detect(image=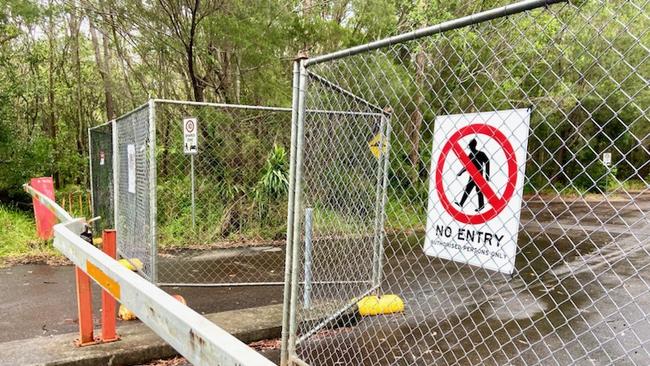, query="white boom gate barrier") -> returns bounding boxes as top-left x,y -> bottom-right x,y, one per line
23,183 -> 275,366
